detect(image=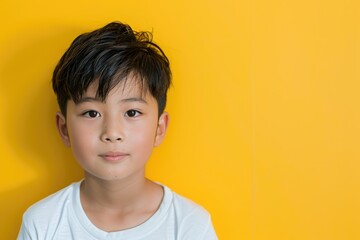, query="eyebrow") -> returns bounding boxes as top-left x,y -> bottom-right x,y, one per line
120,97 -> 148,104
76,97 -> 147,104
76,97 -> 101,104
